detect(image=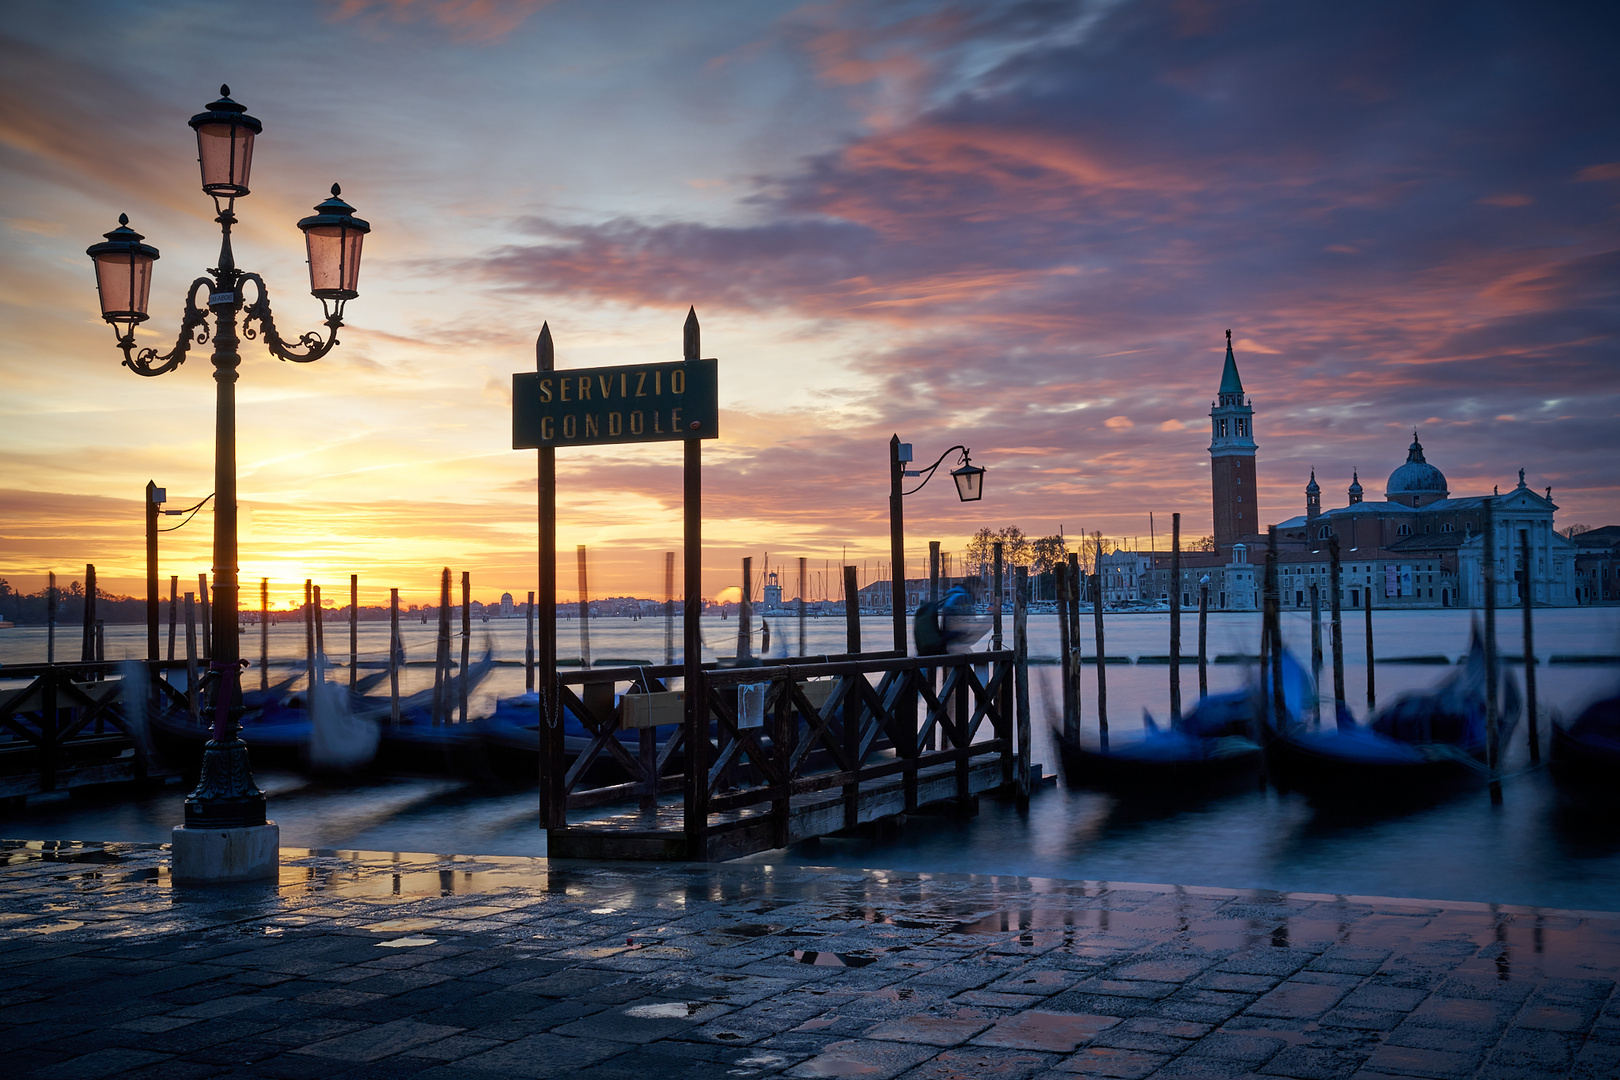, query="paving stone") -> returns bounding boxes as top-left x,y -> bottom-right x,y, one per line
1184,1030 -> 1288,1063
1244,980 -> 1349,1019
971,1010 -> 1119,1053
784,1037 -> 938,1078
23,1046 -> 173,1078
1260,1045 -> 1372,1079
292,1018 -> 464,1062
865,1012 -> 997,1046
1051,1045 -> 1171,1077
895,1044 -> 1055,1079
1362,1042 -> 1481,1078
551,998 -> 732,1043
